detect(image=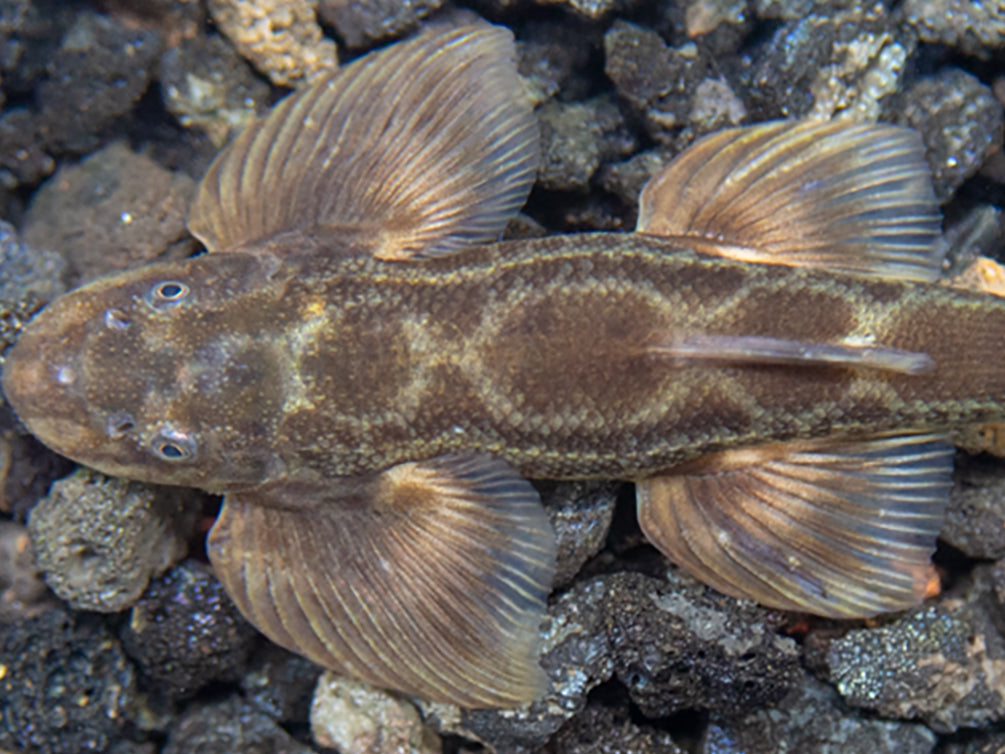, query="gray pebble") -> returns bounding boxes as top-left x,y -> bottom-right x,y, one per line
702,675 -> 937,754
537,94 -> 636,192
22,142 -> 196,284
164,696 -> 315,754
904,0 -> 1005,58
896,68 -> 1005,201
942,455 -> 1005,560
540,479 -> 618,586
160,33 -> 270,147
0,607 -> 137,754
822,564 -> 1005,733
28,470 -> 199,613
317,0 -> 442,48
121,560 -> 259,699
